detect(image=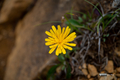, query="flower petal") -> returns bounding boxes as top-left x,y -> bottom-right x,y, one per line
49,44 -> 58,48
65,43 -> 76,46
57,25 -> 61,34
48,37 -> 54,40
61,46 -> 66,54
55,47 -> 59,56
52,25 -> 57,33
49,47 -> 56,54
50,29 -> 55,35
45,38 -> 52,41
58,45 -> 62,53
63,45 -> 72,50
64,32 -> 76,42
45,42 -> 55,46
60,27 -> 65,40
45,31 -> 52,36
63,26 -> 70,39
